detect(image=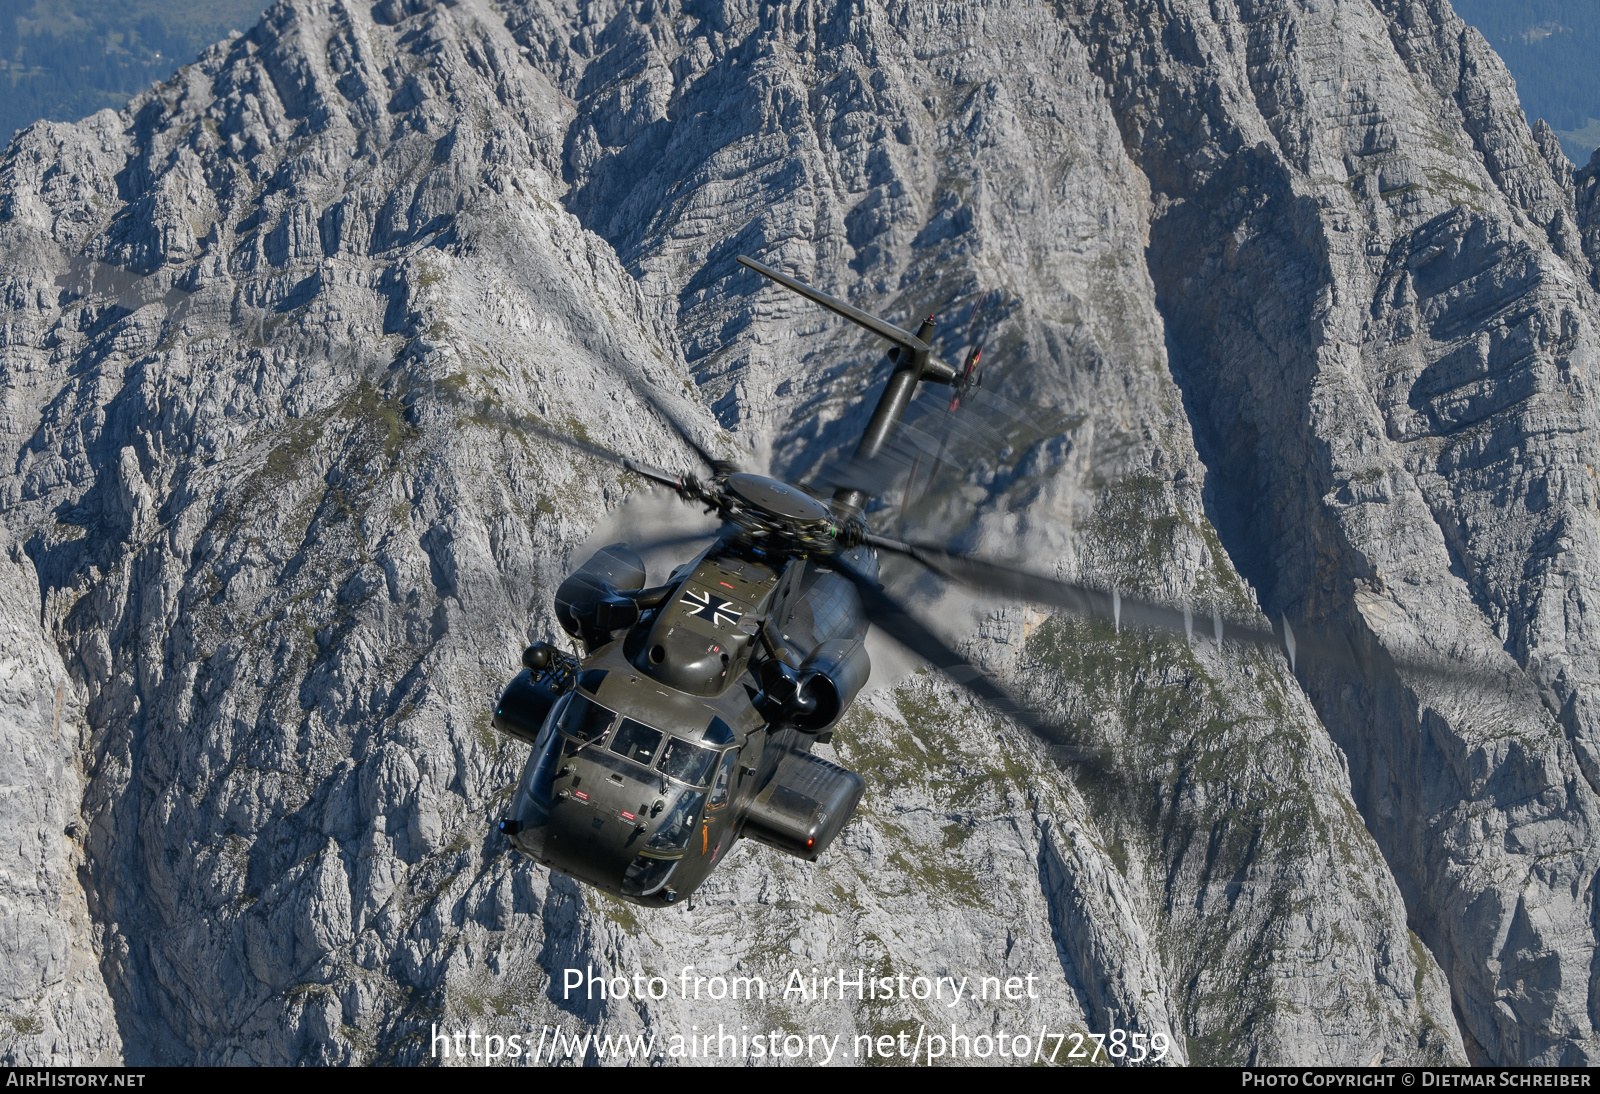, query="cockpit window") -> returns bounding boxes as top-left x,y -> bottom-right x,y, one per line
703,717 -> 736,747
557,695 -> 615,742
657,738 -> 718,786
708,750 -> 738,807
646,791 -> 706,852
609,718 -> 664,766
